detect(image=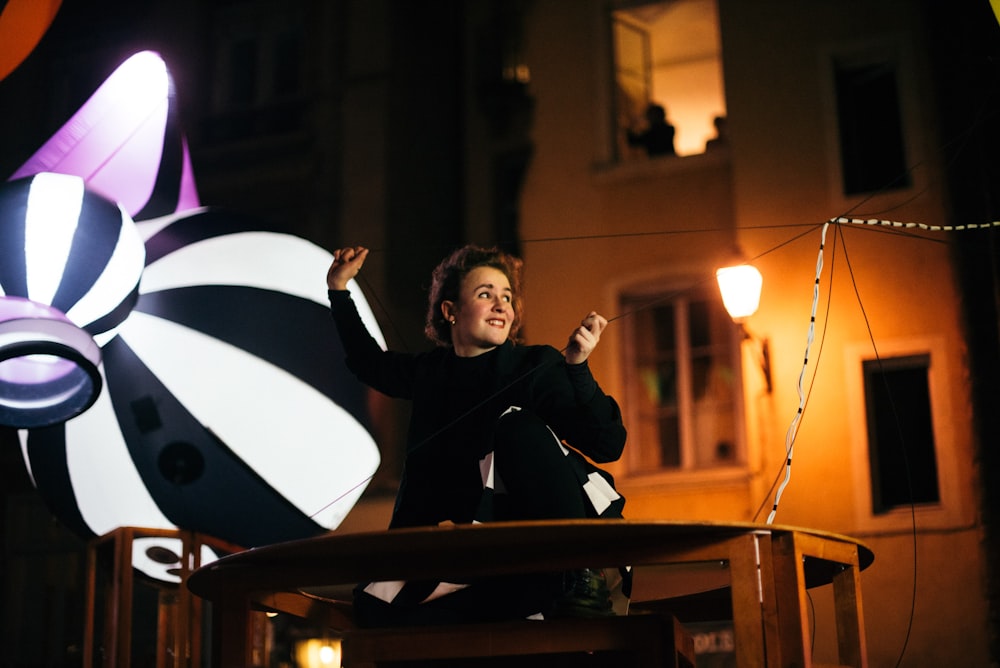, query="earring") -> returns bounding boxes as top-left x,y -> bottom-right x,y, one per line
449,318 -> 456,325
